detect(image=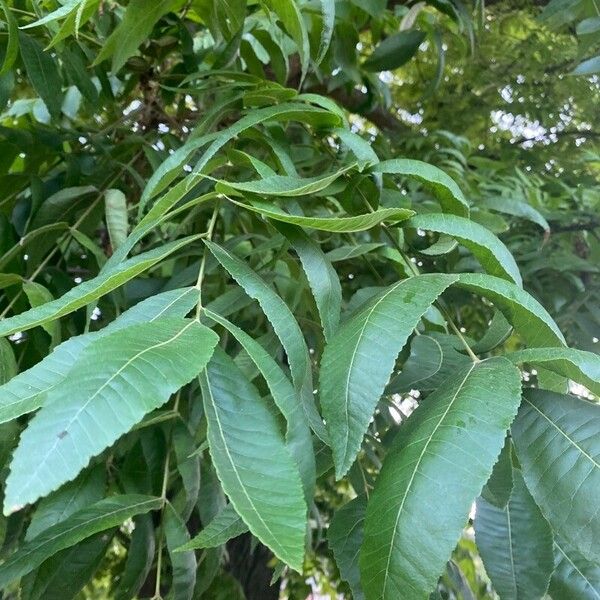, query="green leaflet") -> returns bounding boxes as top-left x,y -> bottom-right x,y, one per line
363,30 -> 426,71
550,536 -> 600,599
216,162 -> 356,196
0,495 -> 161,588
386,335 -> 443,395
320,273 -> 458,478
21,0 -> 84,29
481,437 -> 514,509
455,273 -> 566,347
23,532 -> 112,600
333,128 -> 379,170
407,213 -> 522,285
0,287 -> 199,425
475,469 -> 554,600
200,349 -> 307,571
326,243 -> 384,262
264,0 -> 310,84
329,495 -> 367,600
512,389 -> 600,563
373,159 -> 470,217
232,199 -> 414,232
0,1 -> 18,76
4,318 -> 218,513
18,32 -> 63,119
479,197 -> 549,231
23,281 -> 60,346
315,0 -> 335,65
506,347 -> 600,396
26,465 -> 105,541
360,358 -> 522,600
164,503 -> 196,600
113,515 -> 155,600
177,503 -> 248,551
94,0 -> 185,73
203,309 -> 316,502
104,188 -> 128,250
276,222 -> 341,341
471,310 -> 512,354
0,235 -> 199,338
0,337 -> 17,384
205,240 -> 326,441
